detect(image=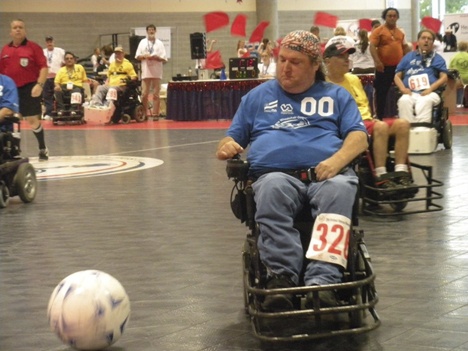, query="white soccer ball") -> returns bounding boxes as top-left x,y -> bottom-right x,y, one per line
47,270 -> 131,350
